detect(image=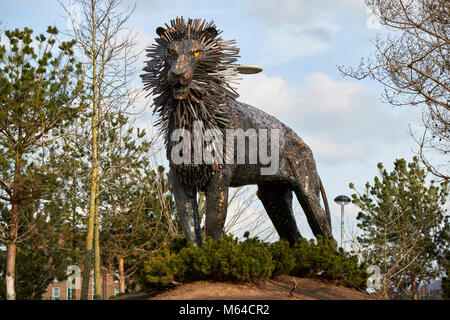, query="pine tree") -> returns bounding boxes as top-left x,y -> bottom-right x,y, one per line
0,26 -> 84,300
442,251 -> 450,300
350,157 -> 449,299
99,115 -> 178,293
